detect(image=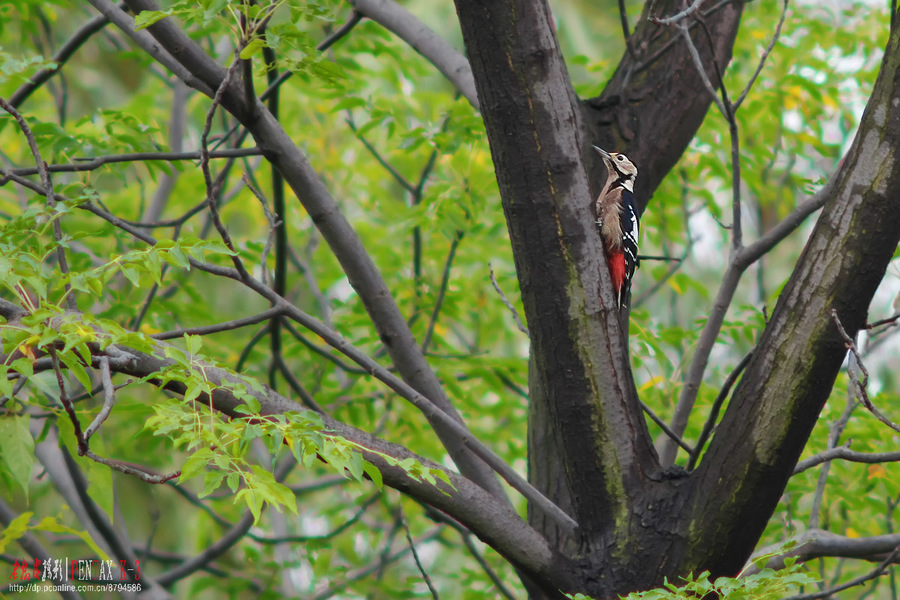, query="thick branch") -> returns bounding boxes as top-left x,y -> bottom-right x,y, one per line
348,0 -> 478,109
688,21 -> 900,577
